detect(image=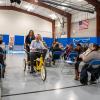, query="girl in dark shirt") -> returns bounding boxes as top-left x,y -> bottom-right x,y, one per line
25,30 -> 35,62
74,44 -> 83,80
